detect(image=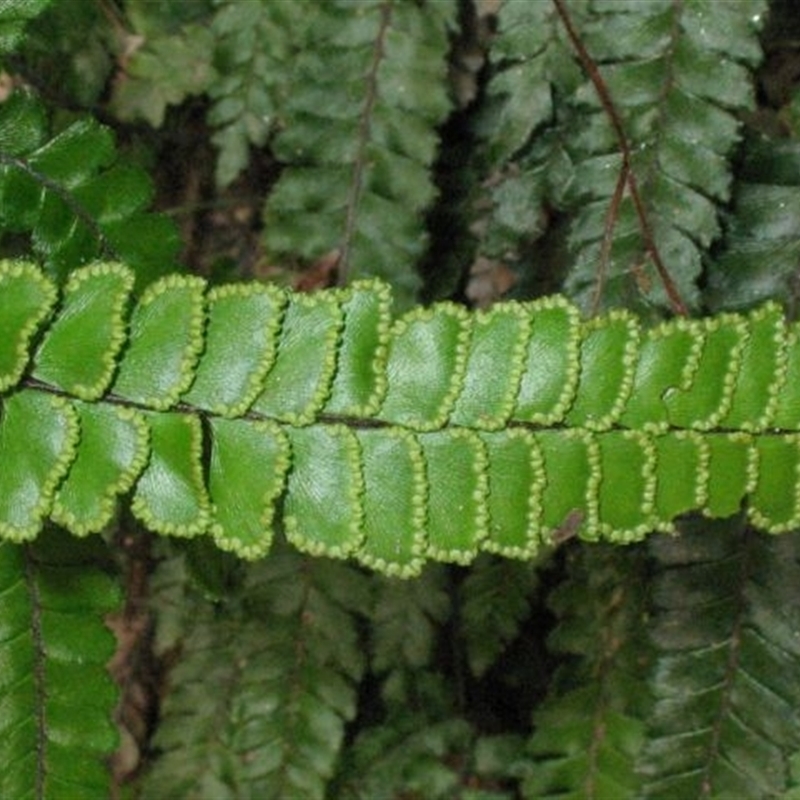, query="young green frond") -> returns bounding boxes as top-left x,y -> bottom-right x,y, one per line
2,260 -> 800,573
